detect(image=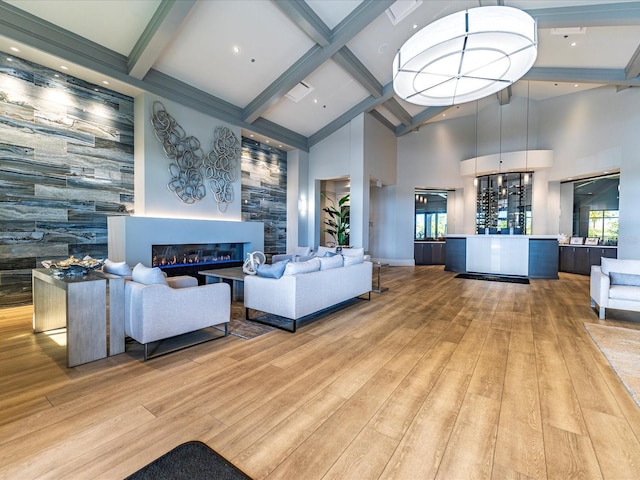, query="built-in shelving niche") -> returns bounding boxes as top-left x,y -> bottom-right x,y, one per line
476,172 -> 532,234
